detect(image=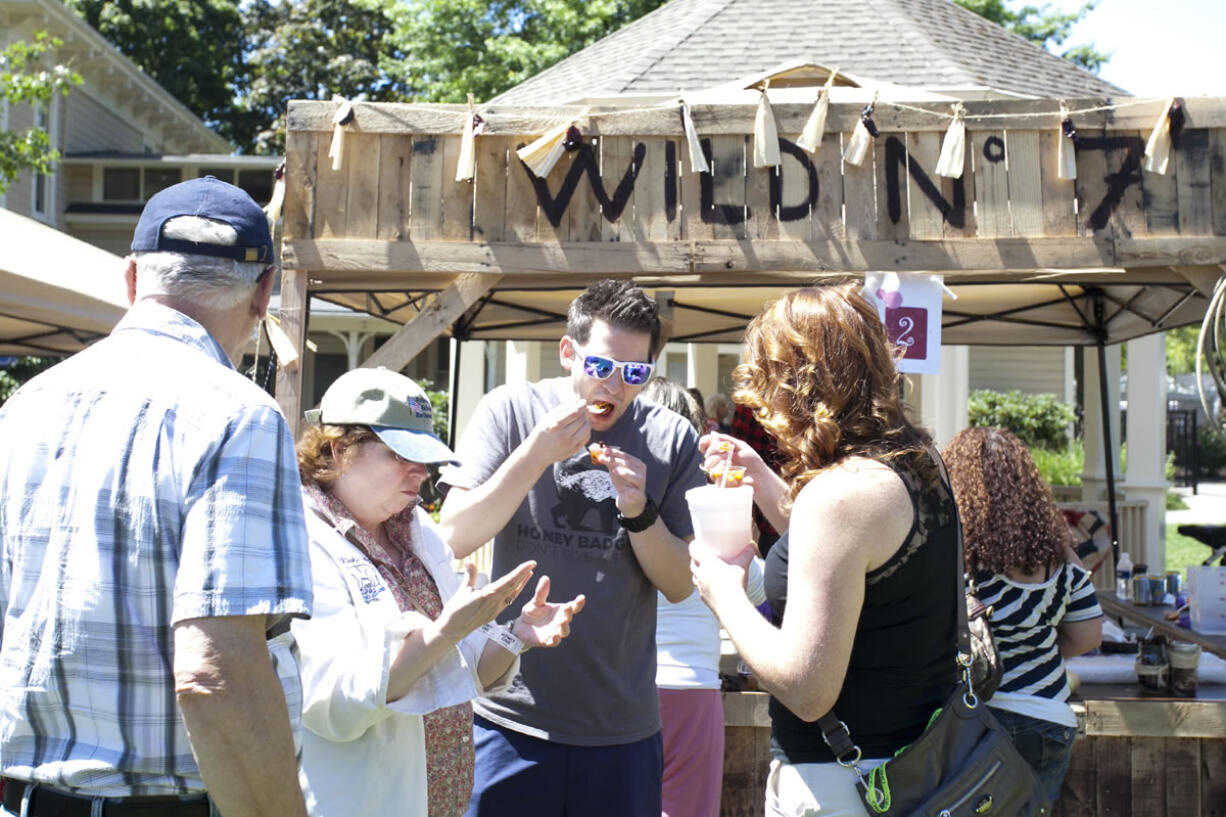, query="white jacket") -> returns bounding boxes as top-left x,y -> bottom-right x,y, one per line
294,497 -> 518,817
